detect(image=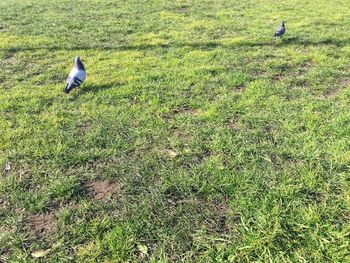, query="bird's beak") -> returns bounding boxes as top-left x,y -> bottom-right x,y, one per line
64,86 -> 71,94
